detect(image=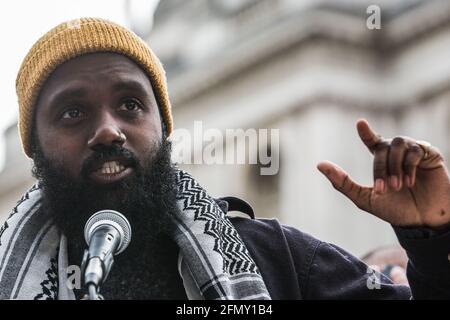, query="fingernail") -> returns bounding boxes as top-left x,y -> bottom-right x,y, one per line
405,175 -> 411,188
375,179 -> 384,193
390,176 -> 398,190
